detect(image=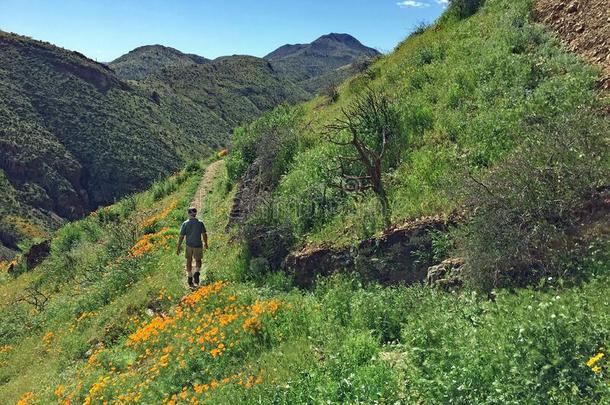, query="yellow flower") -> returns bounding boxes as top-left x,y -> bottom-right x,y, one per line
586,352 -> 604,368
54,384 -> 66,398
16,392 -> 34,405
43,331 -> 55,344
